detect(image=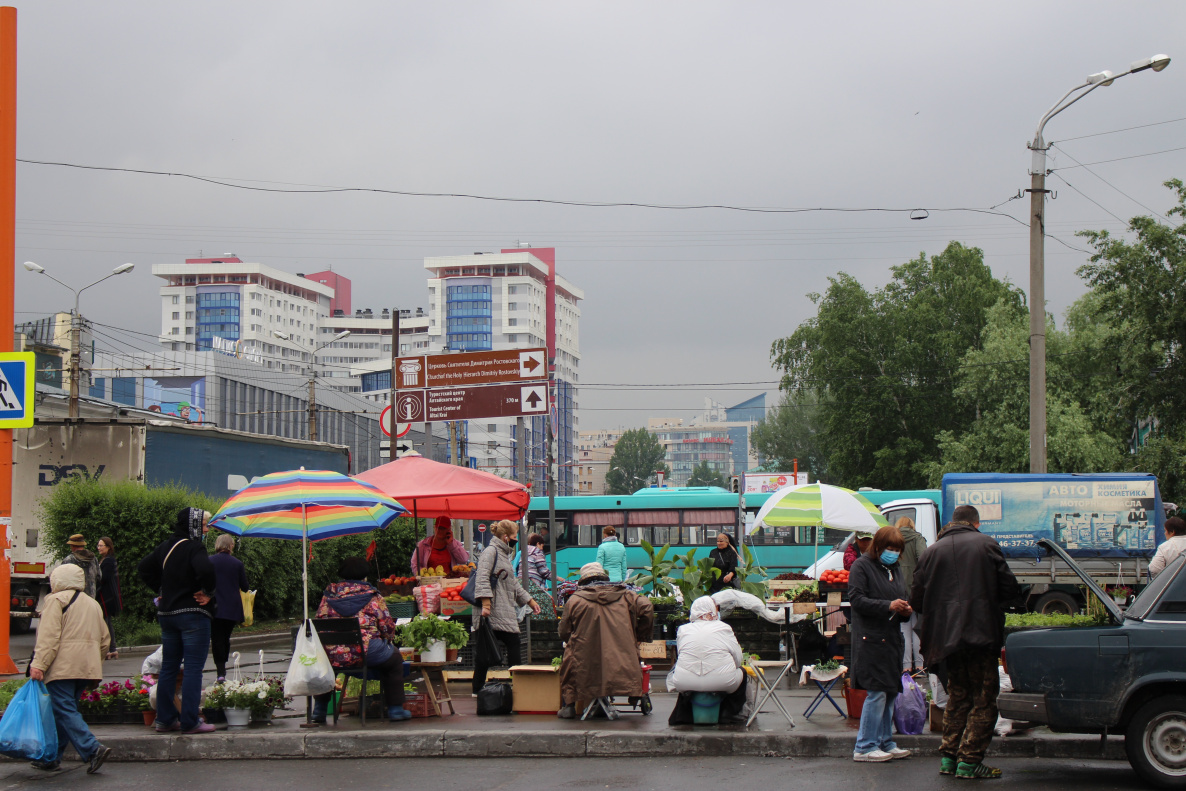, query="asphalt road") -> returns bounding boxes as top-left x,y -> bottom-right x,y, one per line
0,757 -> 1149,790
